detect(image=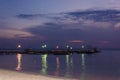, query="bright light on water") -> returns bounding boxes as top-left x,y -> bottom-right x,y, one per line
41,54 -> 48,75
